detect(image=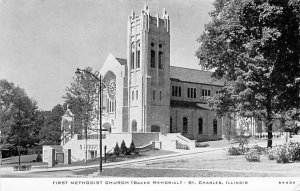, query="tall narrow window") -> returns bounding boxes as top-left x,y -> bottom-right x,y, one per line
187,88 -> 196,98
213,119 -> 218,135
172,86 -> 182,97
159,51 -> 163,69
151,50 -> 155,68
172,86 -> 175,96
137,50 -> 140,68
136,90 -> 138,100
153,90 -> 155,100
131,52 -> 135,69
160,91 -> 162,101
132,91 -> 134,101
112,100 -> 115,112
198,118 -> 203,134
179,87 -> 181,97
183,117 -> 188,134
114,100 -> 116,112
